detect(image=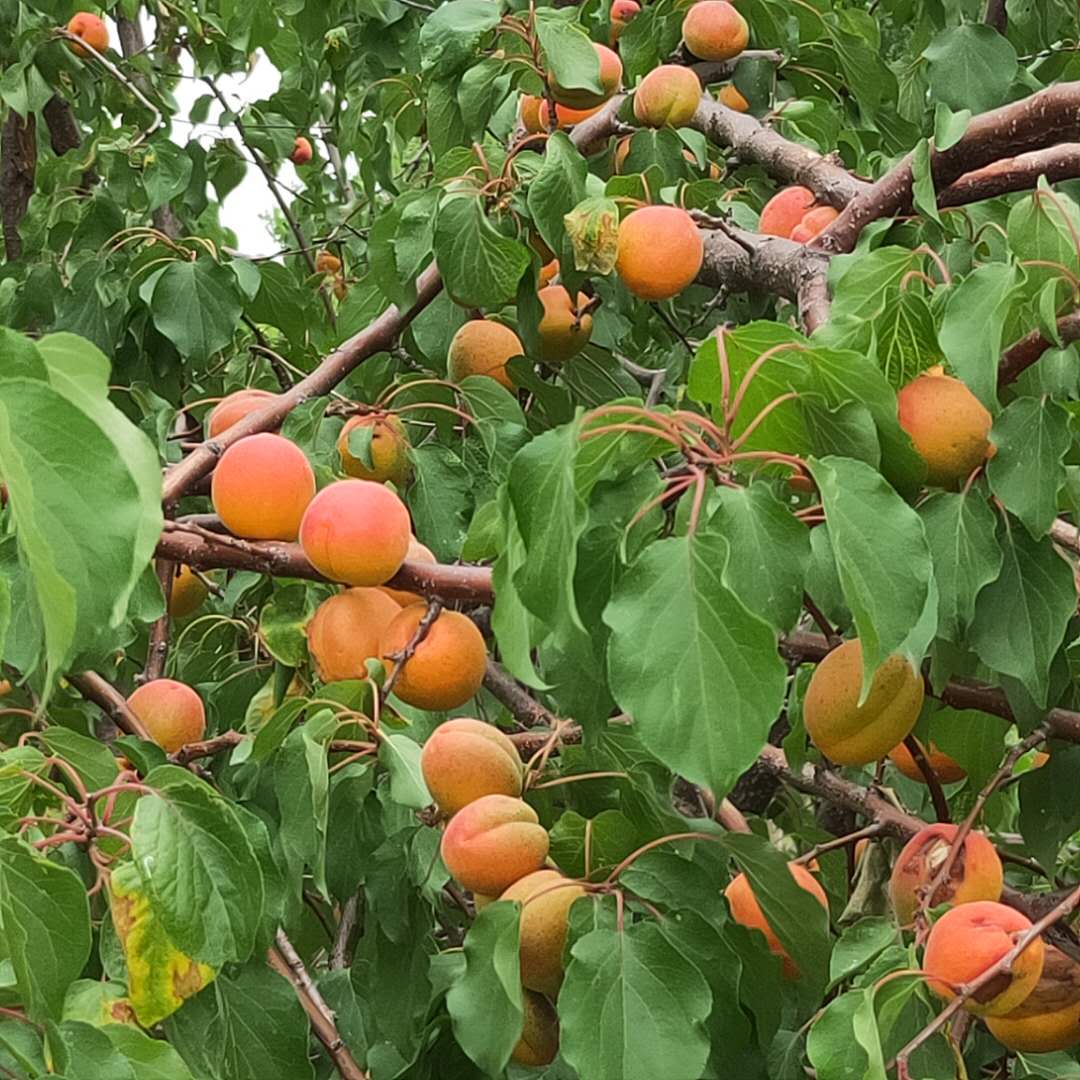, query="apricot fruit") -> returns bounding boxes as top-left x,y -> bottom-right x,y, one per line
448,319 -> 522,390
923,901 -> 1044,1017
537,285 -> 593,364
127,679 -> 206,754
420,717 -> 524,816
609,0 -> 640,44
333,275 -> 348,301
790,204 -> 839,244
315,251 -> 341,274
548,43 -> 622,109
513,990 -> 559,1066
337,414 -> 411,487
520,95 -> 544,134
501,869 -> 587,997
888,739 -> 966,785
299,479 -> 412,586
380,537 -> 437,607
896,367 -> 993,488
803,638 -> 924,767
206,388 -> 278,439
306,587 -> 402,683
440,794 -> 549,895
379,604 -> 488,711
759,186 -> 816,238
889,823 -> 1003,926
718,83 -> 750,112
538,99 -> 605,130
633,65 -> 702,128
167,565 -> 209,619
539,258 -> 560,286
67,12 -> 108,56
211,433 -> 315,542
615,206 -> 703,301
291,136 -> 312,165
986,945 -> 1080,1052
682,1 -> 749,61
724,863 -> 828,979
